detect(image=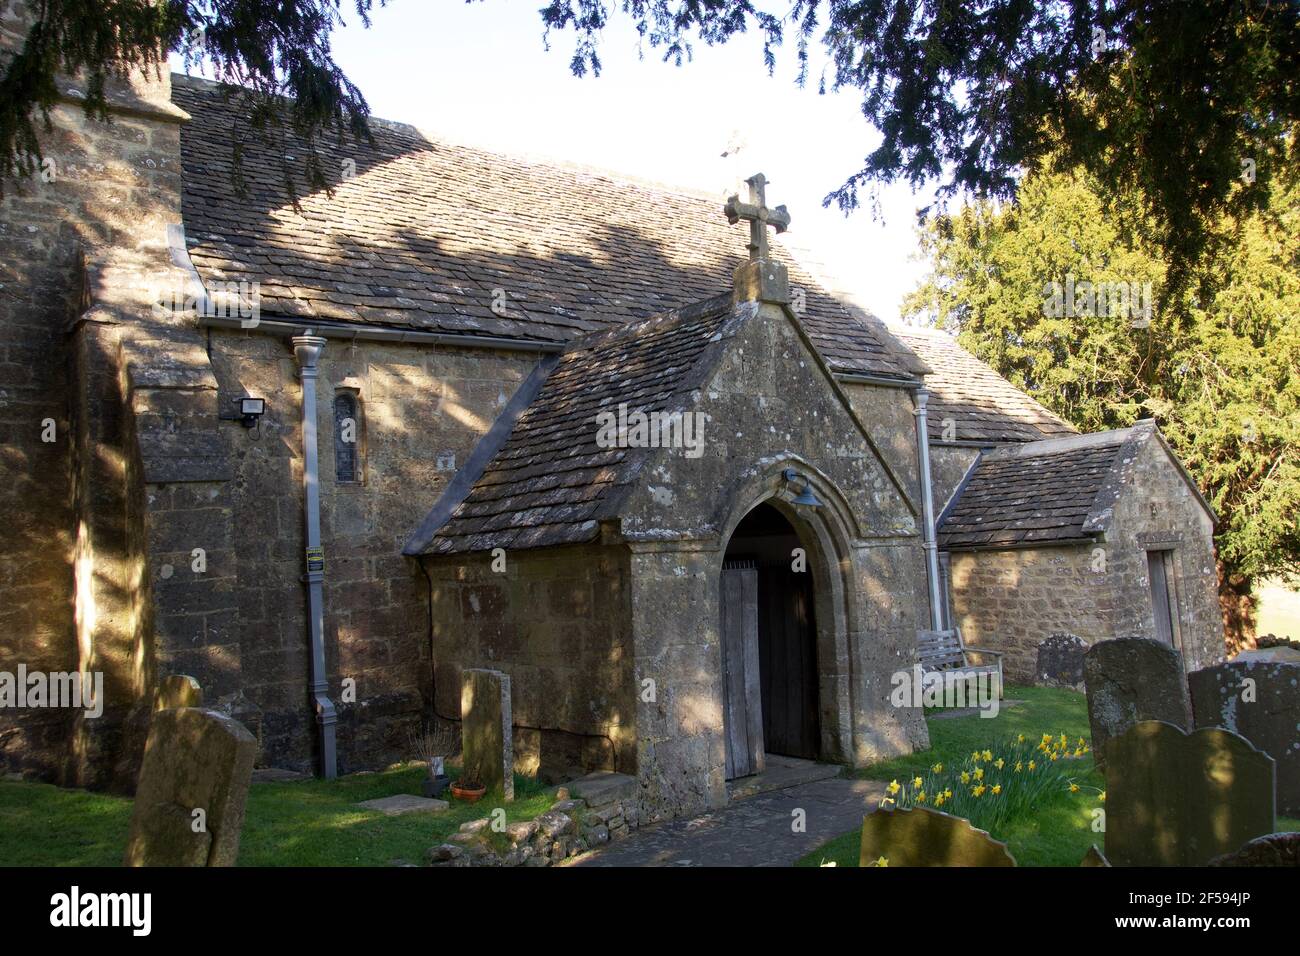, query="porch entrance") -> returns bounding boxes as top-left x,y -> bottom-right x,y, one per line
720,502 -> 820,780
